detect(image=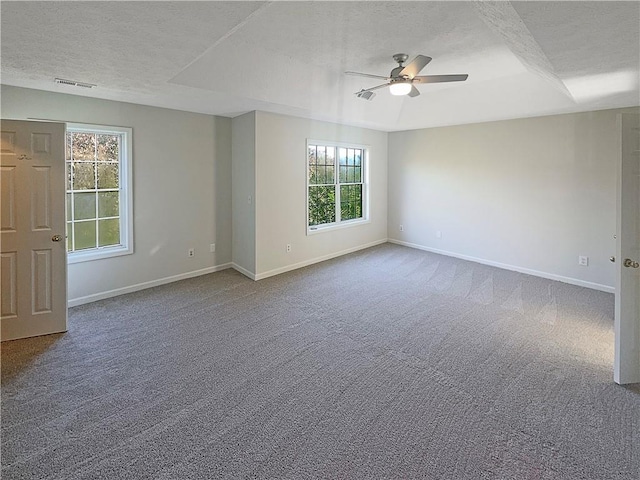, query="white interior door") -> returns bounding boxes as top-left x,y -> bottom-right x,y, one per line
614,113 -> 640,385
1,120 -> 67,341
